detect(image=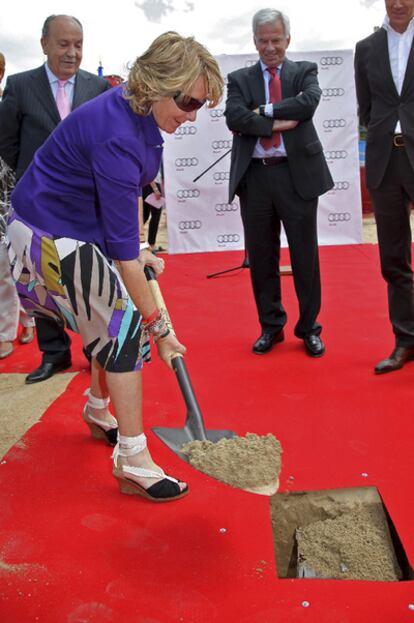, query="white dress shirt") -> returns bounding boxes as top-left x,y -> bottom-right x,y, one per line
44,63 -> 75,108
382,14 -> 414,133
253,60 -> 287,158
